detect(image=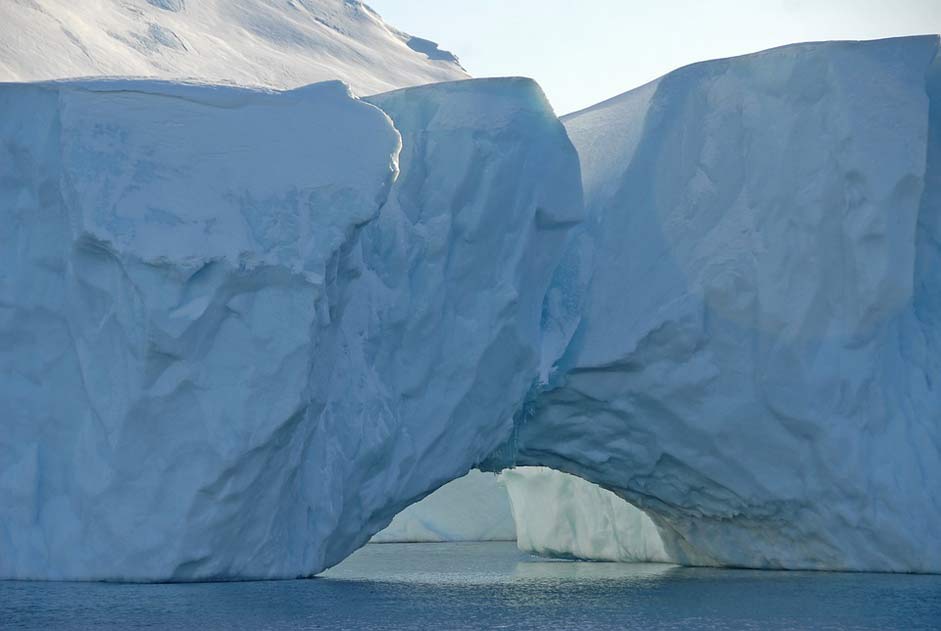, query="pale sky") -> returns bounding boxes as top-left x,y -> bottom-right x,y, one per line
369,0 -> 941,115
